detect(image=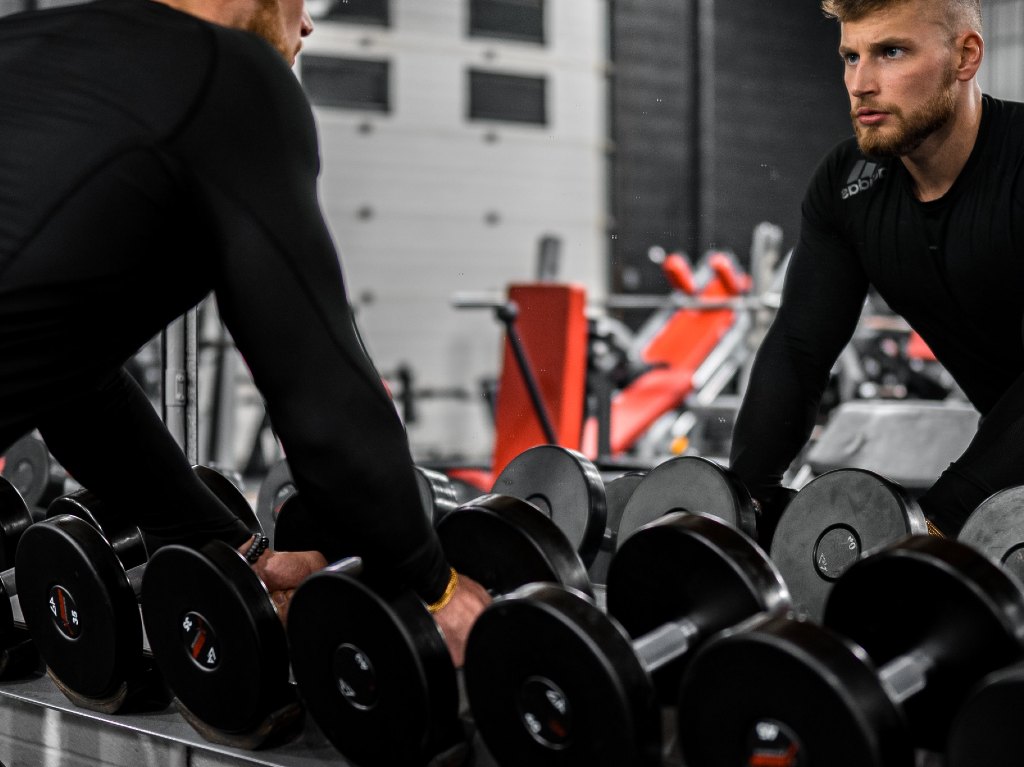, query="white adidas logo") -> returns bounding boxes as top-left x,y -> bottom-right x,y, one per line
841,159 -> 887,199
